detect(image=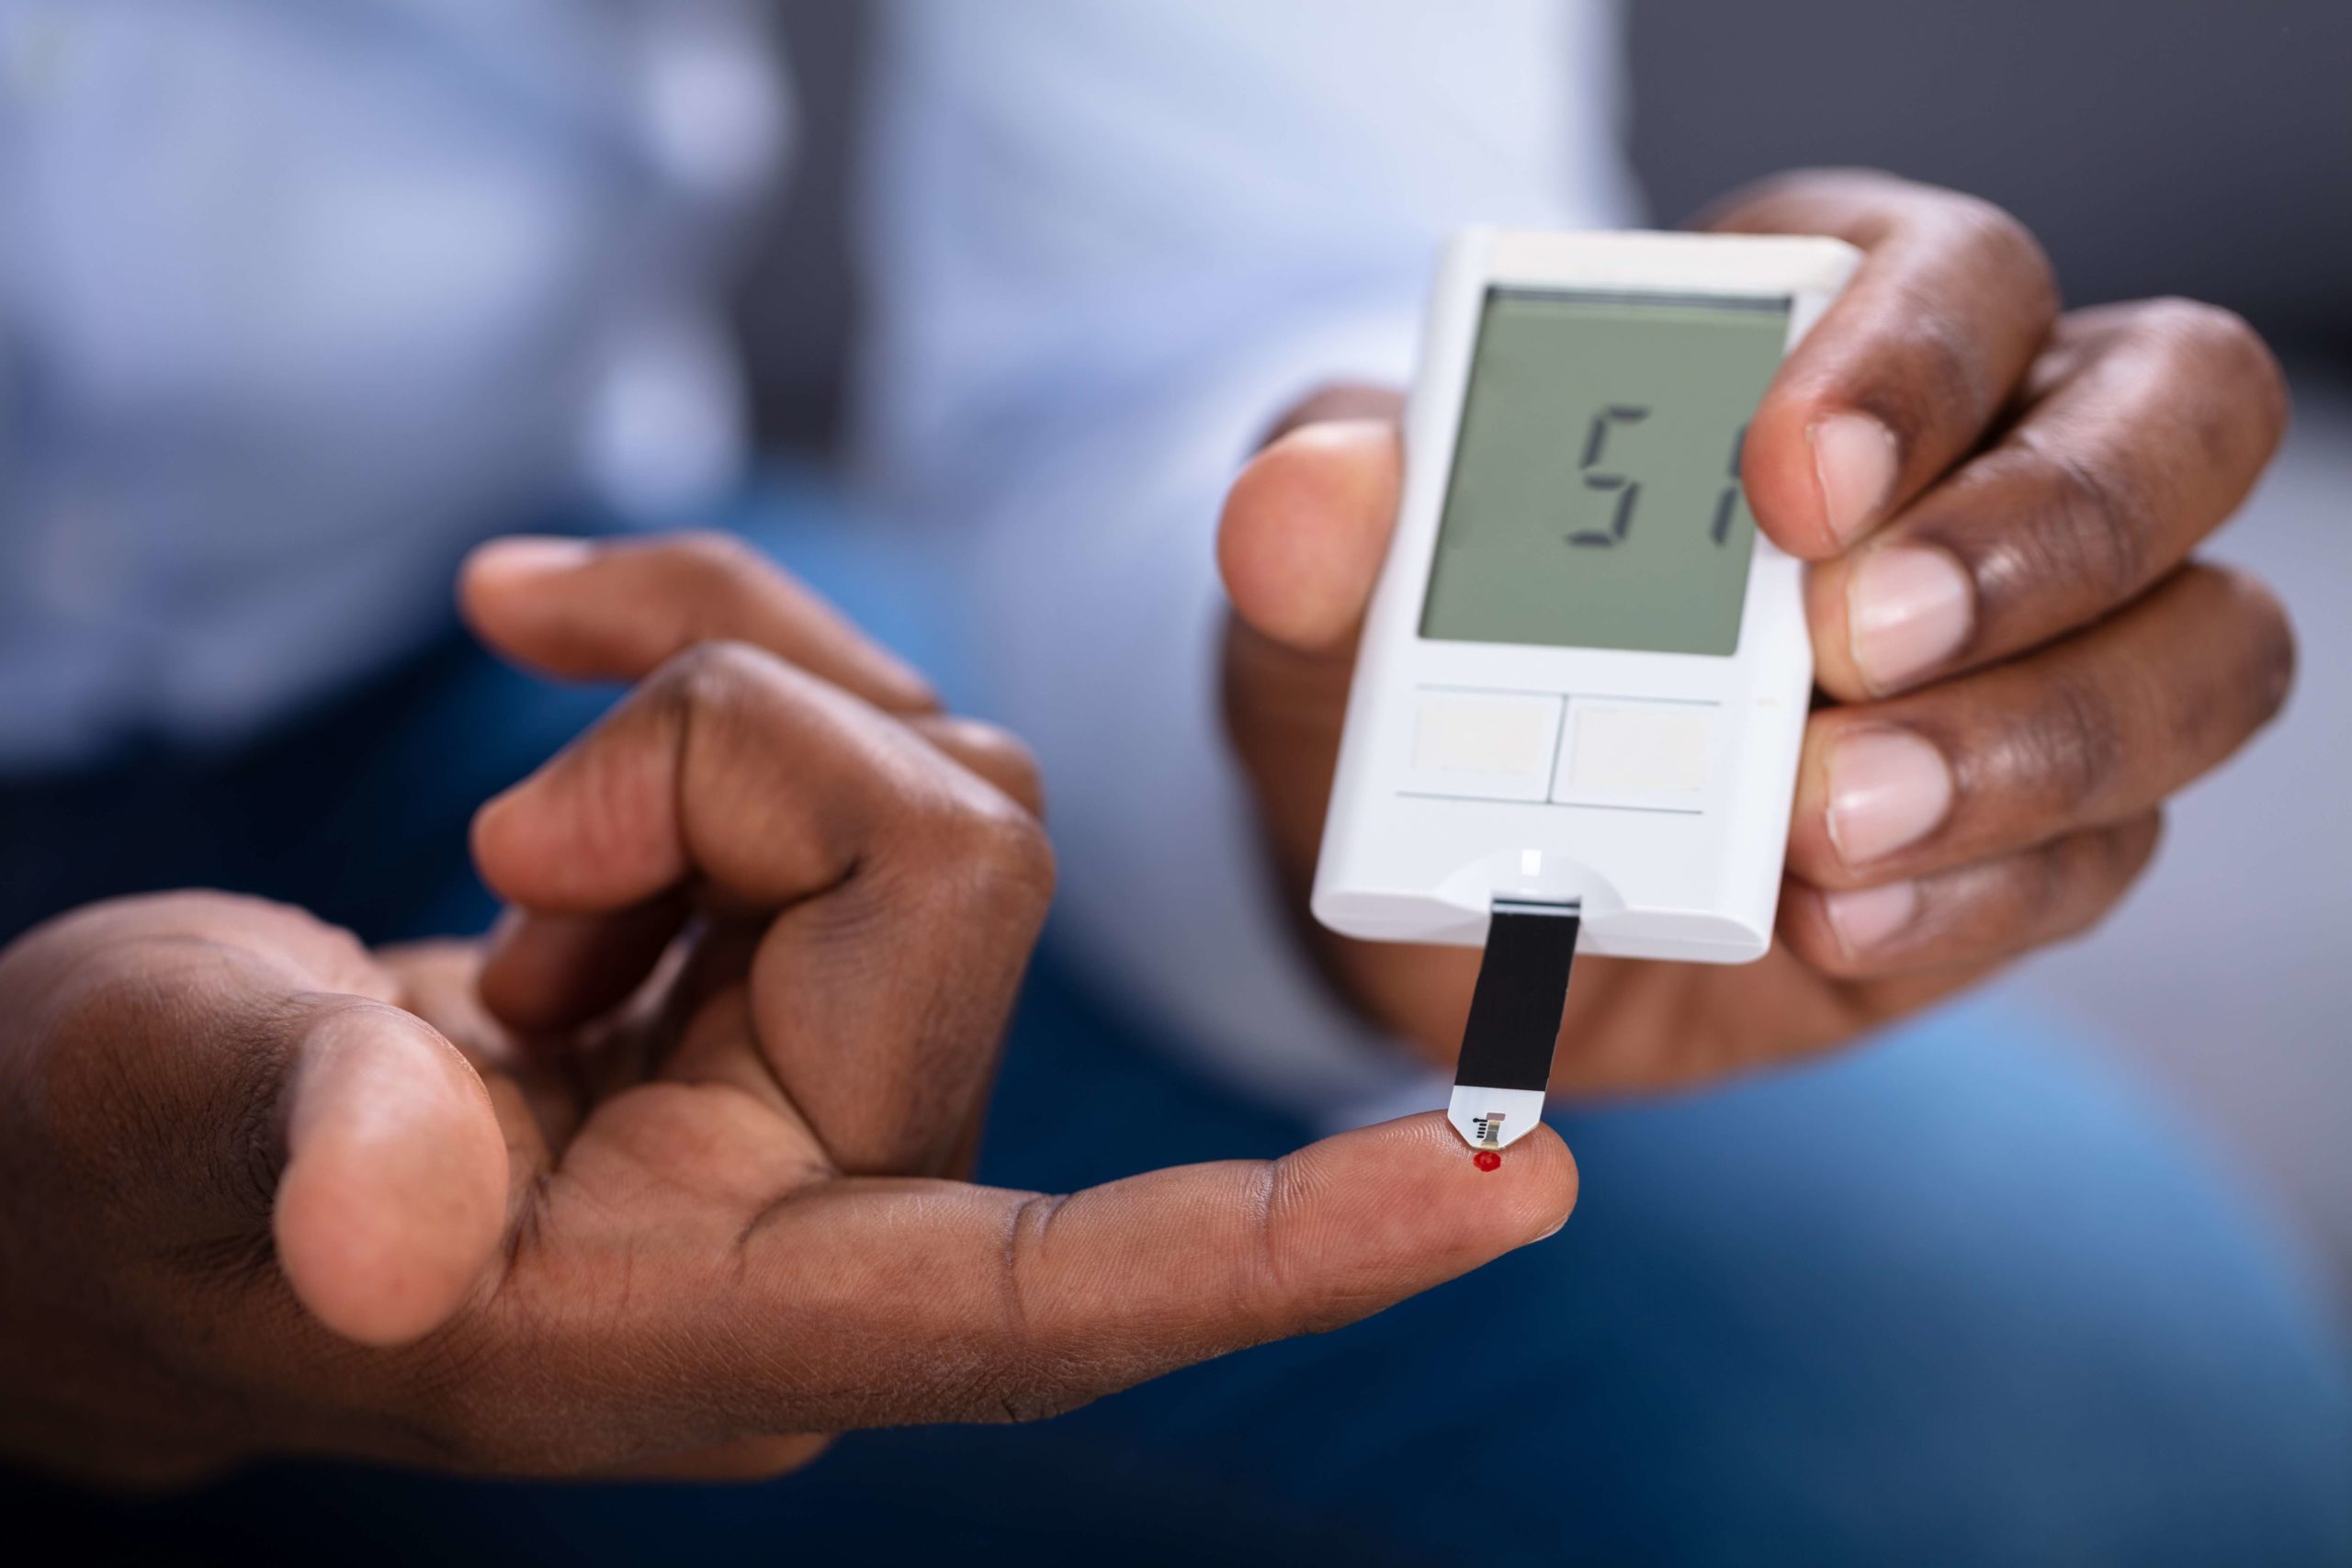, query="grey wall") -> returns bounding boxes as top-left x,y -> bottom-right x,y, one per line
1625,0 -> 2352,362
751,2 -> 2352,450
